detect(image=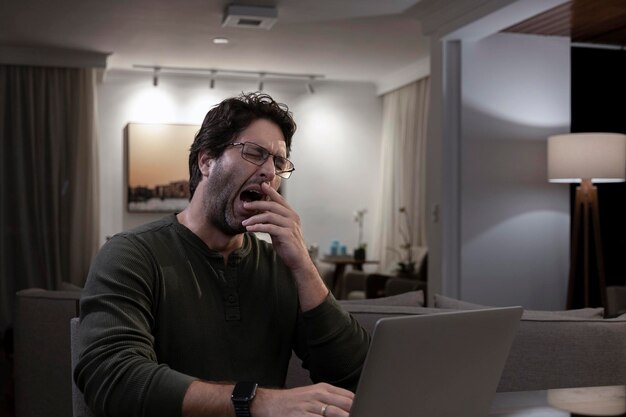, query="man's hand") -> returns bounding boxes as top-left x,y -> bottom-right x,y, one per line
253,383 -> 355,417
241,182 -> 328,310
242,182 -> 311,272
183,381 -> 354,417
